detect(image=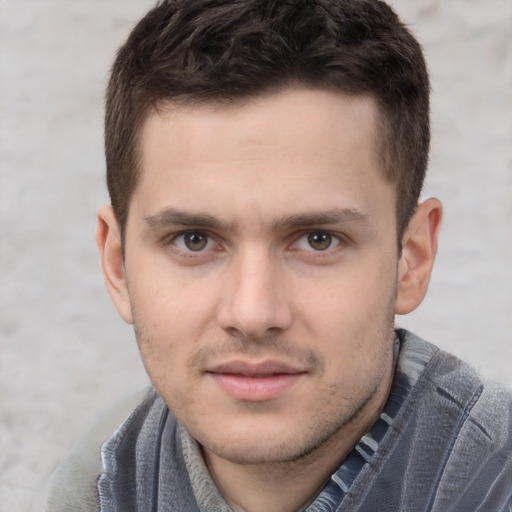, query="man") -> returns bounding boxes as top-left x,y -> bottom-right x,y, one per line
46,0 -> 512,510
